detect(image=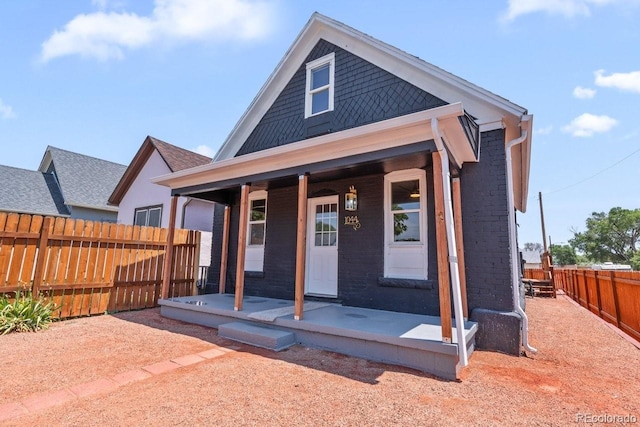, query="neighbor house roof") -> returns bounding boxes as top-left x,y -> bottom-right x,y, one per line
38,146 -> 127,212
0,165 -> 69,216
108,136 -> 211,205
